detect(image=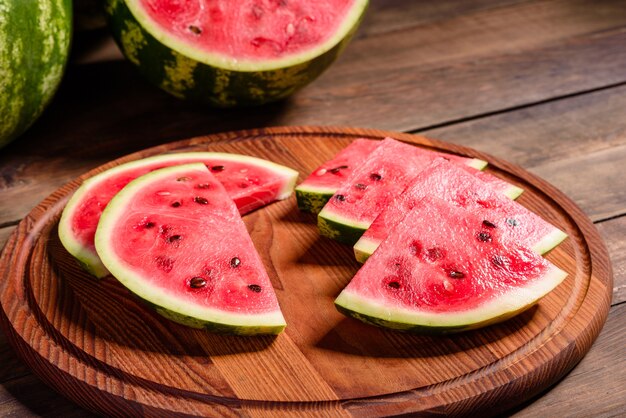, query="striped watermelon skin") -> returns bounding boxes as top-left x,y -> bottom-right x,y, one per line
0,0 -> 72,149
104,0 -> 368,107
